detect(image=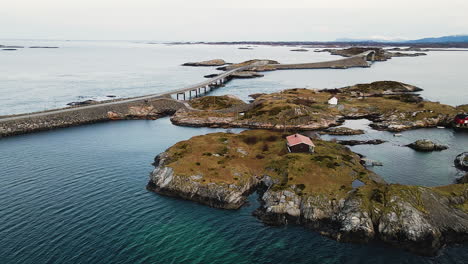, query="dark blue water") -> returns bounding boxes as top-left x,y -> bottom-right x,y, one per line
1,118 -> 467,263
